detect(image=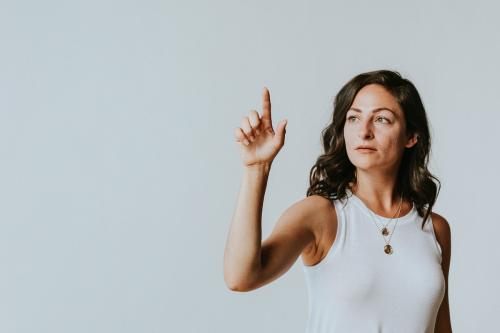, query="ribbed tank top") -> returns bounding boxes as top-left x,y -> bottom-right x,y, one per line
301,189 -> 445,333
